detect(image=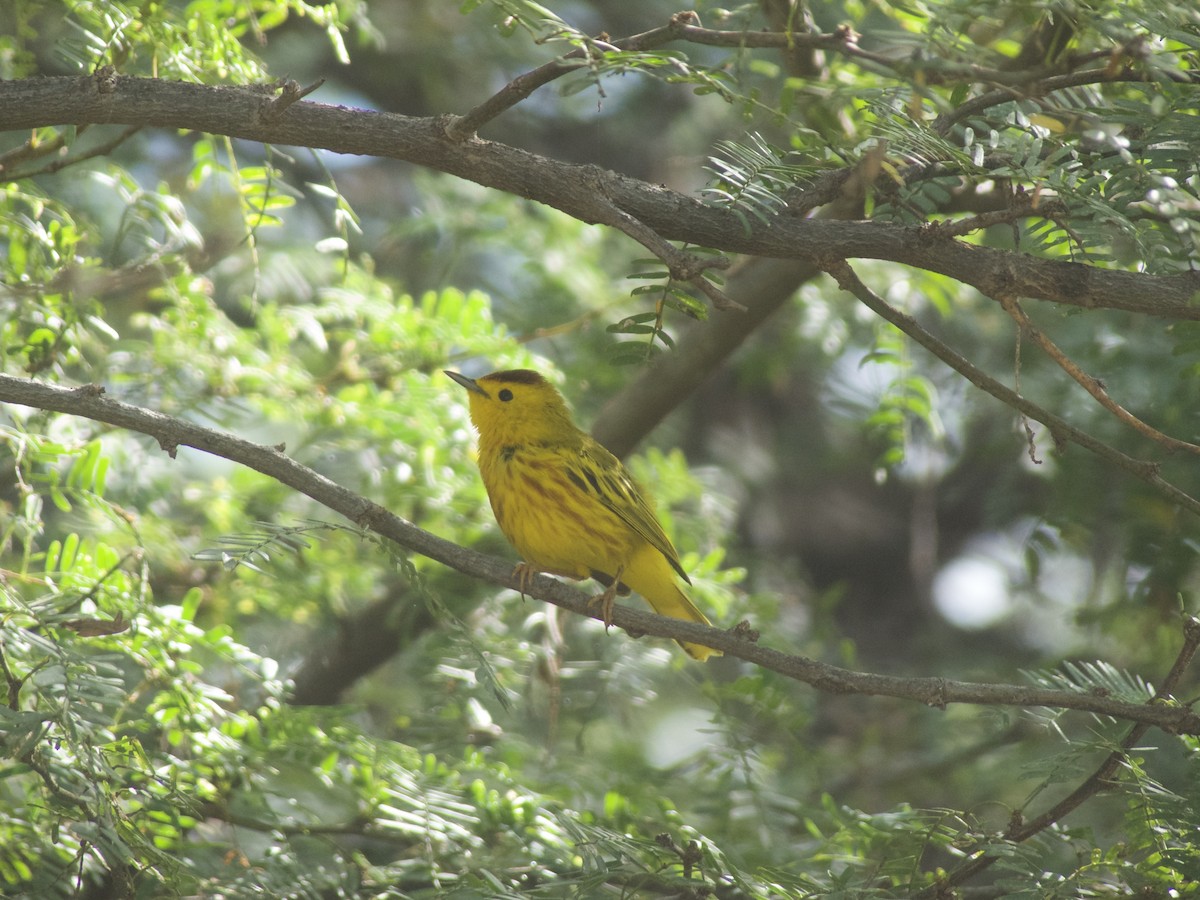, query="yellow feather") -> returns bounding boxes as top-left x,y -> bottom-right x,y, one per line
446,368 -> 720,661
